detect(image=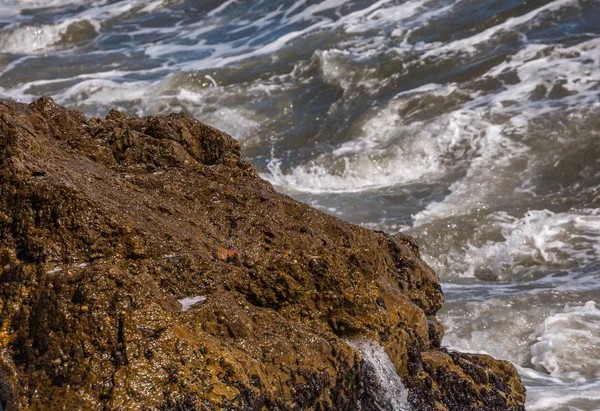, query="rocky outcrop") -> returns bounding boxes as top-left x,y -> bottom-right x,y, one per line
0,97 -> 525,410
